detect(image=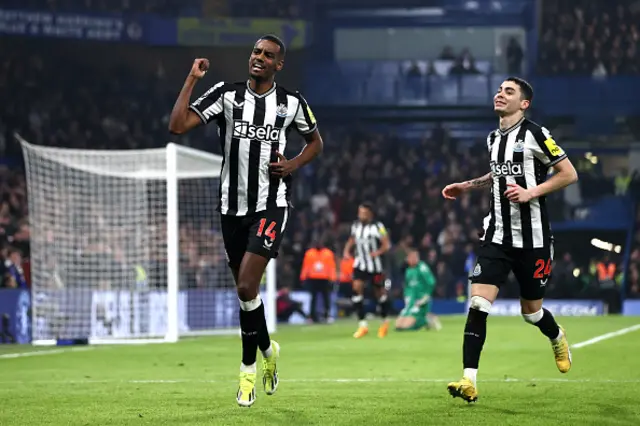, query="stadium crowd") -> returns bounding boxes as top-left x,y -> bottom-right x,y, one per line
0,36 -> 632,308
538,0 -> 640,76
2,0 -> 302,18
